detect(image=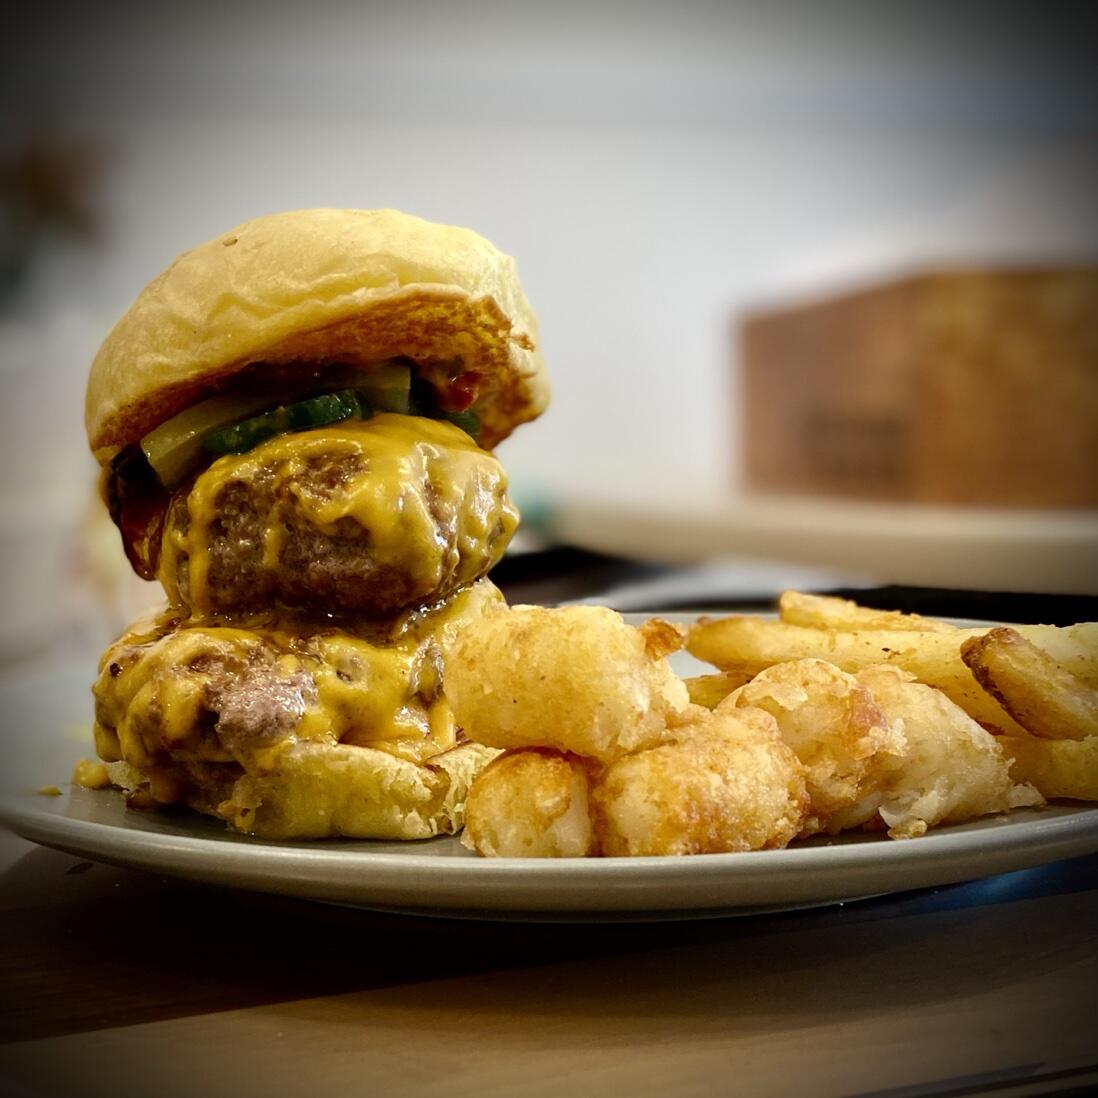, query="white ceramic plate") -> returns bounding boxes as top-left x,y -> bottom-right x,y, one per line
3,616 -> 1097,921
